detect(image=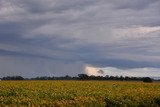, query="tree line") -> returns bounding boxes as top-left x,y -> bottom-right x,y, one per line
0,74 -> 158,82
